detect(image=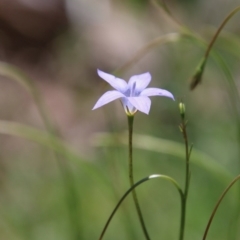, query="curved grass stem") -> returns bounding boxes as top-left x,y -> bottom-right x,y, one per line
202,175 -> 240,240
204,6 -> 240,59
114,33 -> 180,75
98,174 -> 183,240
